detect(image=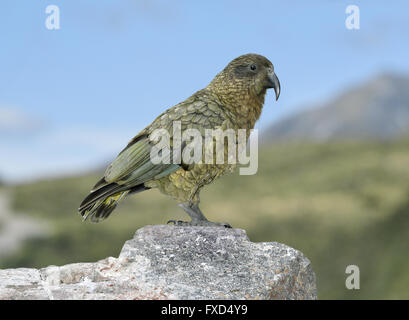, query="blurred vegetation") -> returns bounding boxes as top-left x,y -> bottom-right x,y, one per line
1,137 -> 409,299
